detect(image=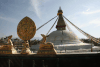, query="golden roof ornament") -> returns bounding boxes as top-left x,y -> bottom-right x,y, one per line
17,16 -> 36,40
17,16 -> 36,54
0,35 -> 17,54
37,34 -> 57,55
57,7 -> 63,15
